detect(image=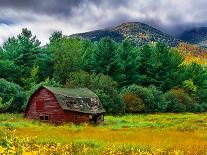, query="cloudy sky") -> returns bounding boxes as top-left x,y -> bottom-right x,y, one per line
0,0 -> 207,45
